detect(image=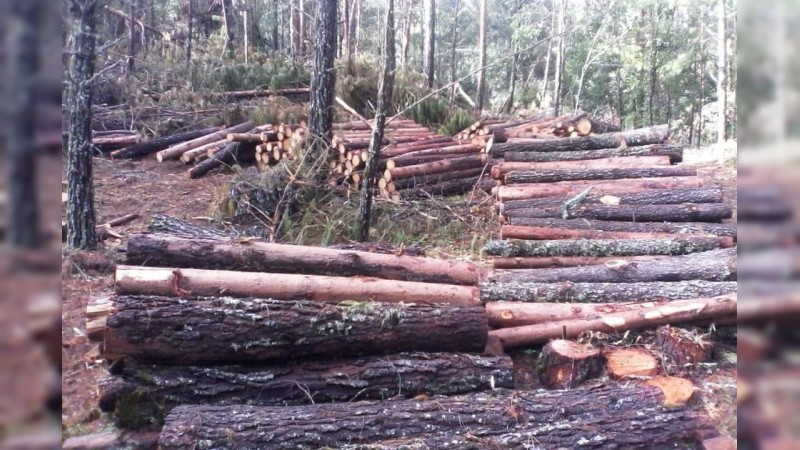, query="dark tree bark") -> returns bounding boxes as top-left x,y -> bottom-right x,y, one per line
221,0 -> 236,57
186,0 -> 192,62
506,217 -> 737,238
504,143 -> 684,164
307,0 -> 338,165
504,166 -> 697,184
399,175 -> 486,198
110,127 -> 218,159
500,187 -> 723,211
104,296 -> 488,364
358,0 -> 395,241
100,353 -> 514,429
538,339 -> 603,389
65,0 -> 99,250
146,214 -> 234,239
127,0 -> 136,73
503,203 -> 733,223
488,124 -> 670,156
423,0 -> 435,88
475,0 -> 487,110
483,236 -> 729,258
7,0 -> 41,248
400,0 -> 413,66
159,384 -> 717,449
448,0 -> 460,99
187,141 -> 256,179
